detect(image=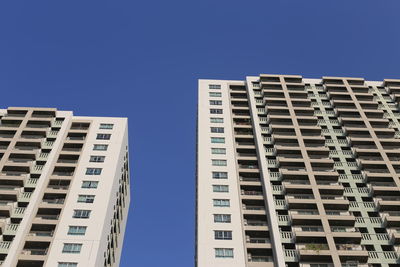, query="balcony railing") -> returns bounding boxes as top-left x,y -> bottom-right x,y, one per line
47,185 -> 69,190
21,249 -> 48,255
239,177 -> 260,182
42,199 -> 65,204
248,256 -> 273,262
247,237 -> 270,243
36,214 -> 59,220
241,190 -> 263,196
243,205 -> 265,210
239,165 -> 258,169
52,172 -> 74,176
245,220 -> 267,226
28,231 -> 54,237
